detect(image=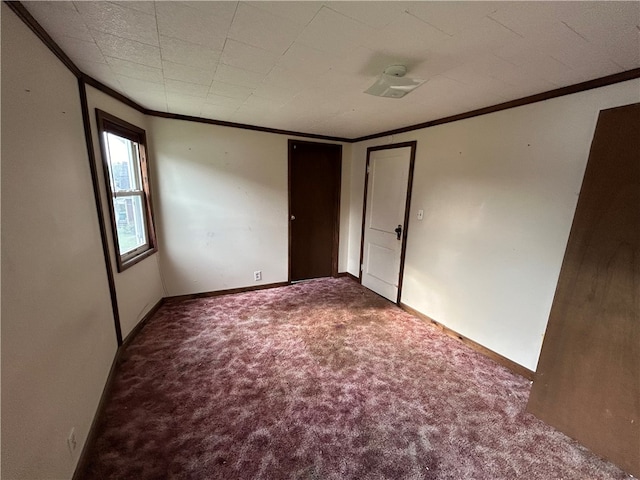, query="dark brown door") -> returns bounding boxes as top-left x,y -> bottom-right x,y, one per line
527,103 -> 640,477
289,140 -> 341,282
